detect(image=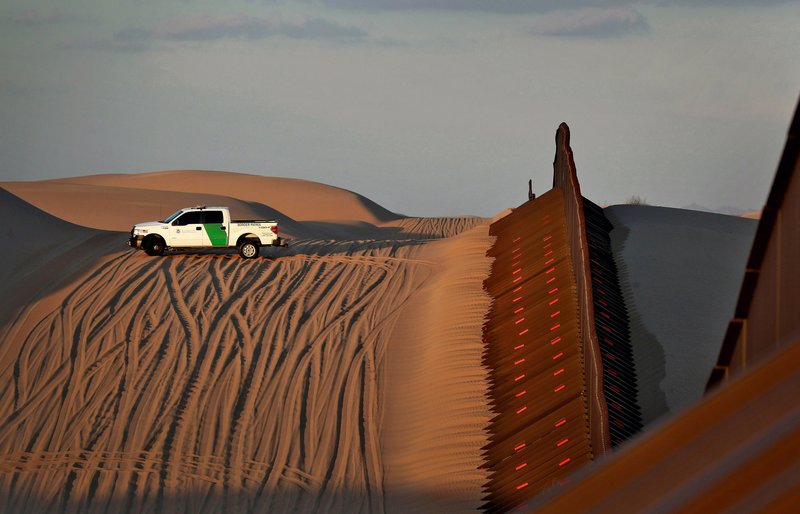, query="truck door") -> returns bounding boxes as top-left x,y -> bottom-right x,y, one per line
201,210 -> 228,247
169,211 -> 204,246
